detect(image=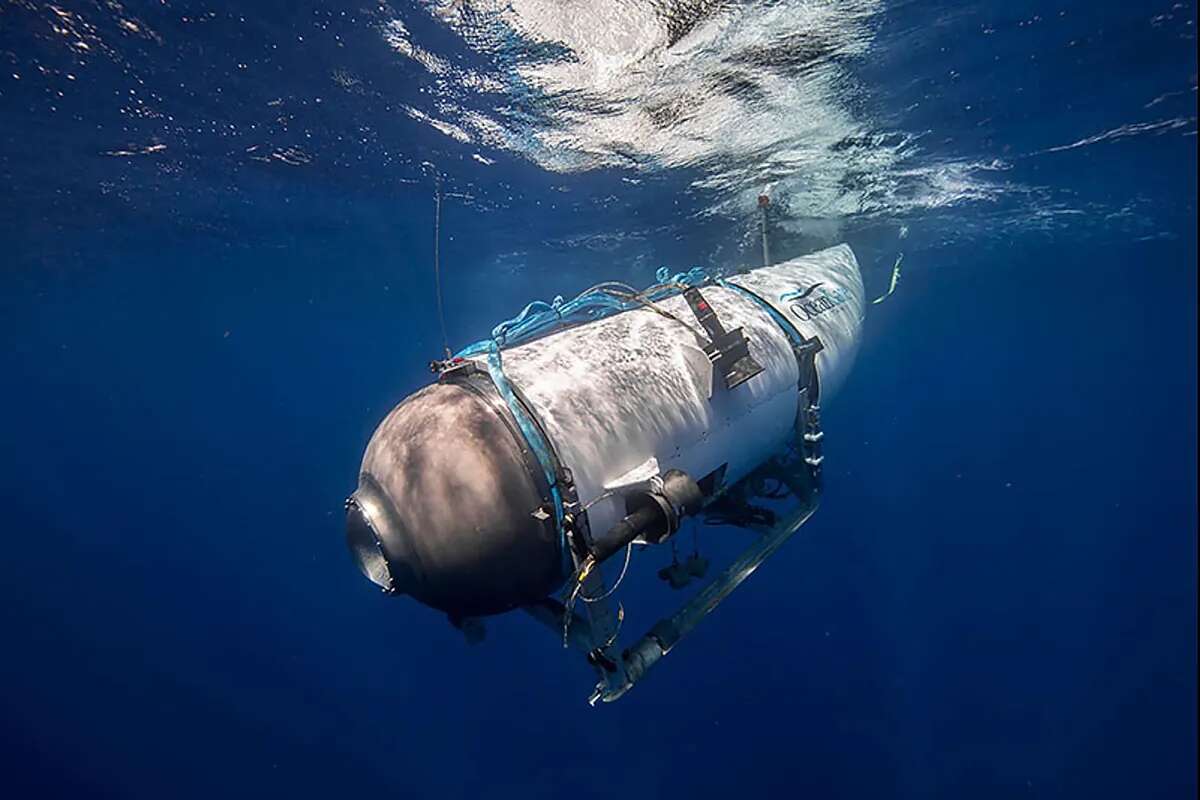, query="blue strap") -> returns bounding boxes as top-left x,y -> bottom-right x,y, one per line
718,279 -> 808,350
456,266 -> 712,359
479,343 -> 567,554
455,266 -> 714,570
